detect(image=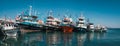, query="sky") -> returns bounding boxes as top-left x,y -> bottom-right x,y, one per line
0,0 -> 120,28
